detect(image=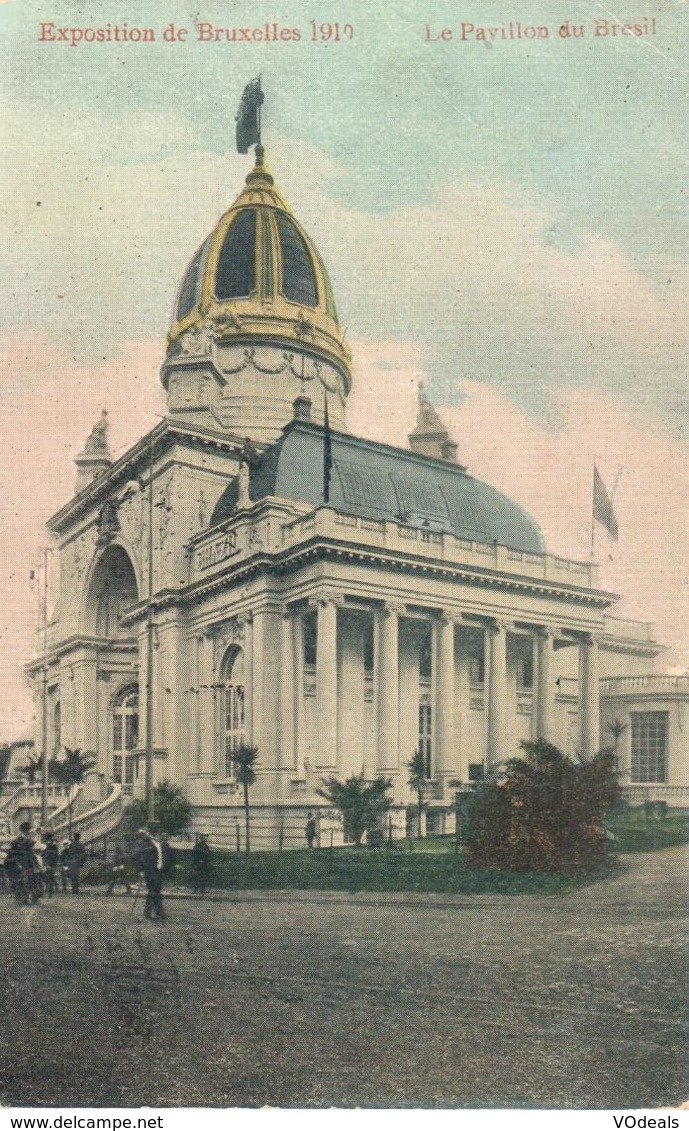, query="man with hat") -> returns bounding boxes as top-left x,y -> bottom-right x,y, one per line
5,822 -> 41,904
134,826 -> 167,922
42,830 -> 60,897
